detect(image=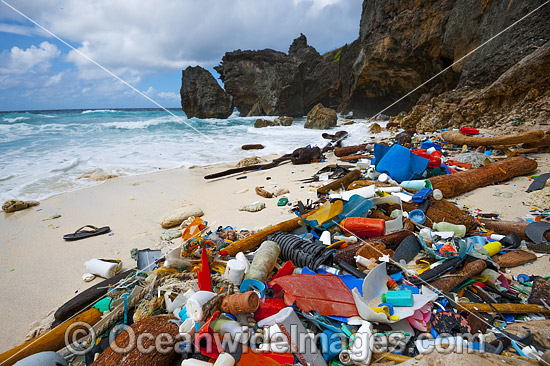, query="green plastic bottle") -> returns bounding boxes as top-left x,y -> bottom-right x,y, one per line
432,222 -> 466,238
